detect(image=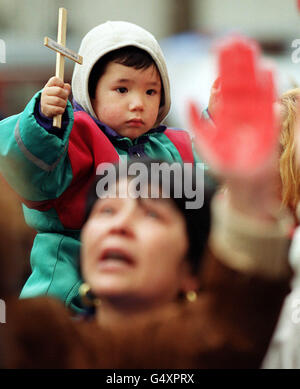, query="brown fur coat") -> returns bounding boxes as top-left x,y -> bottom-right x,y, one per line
0,250 -> 290,369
